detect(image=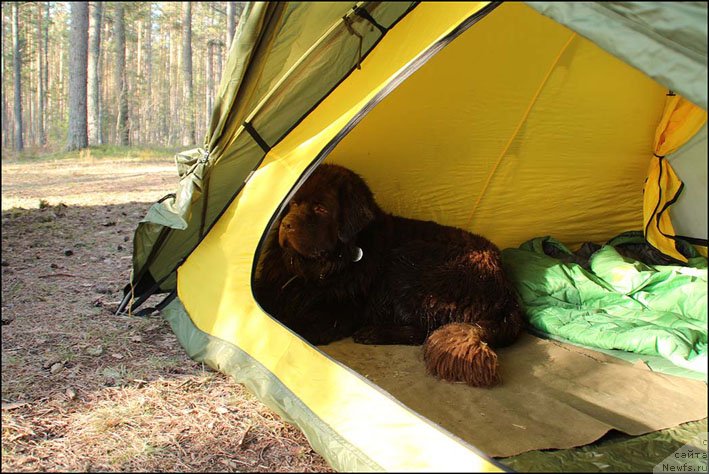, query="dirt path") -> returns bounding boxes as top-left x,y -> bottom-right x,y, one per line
1,155 -> 332,472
